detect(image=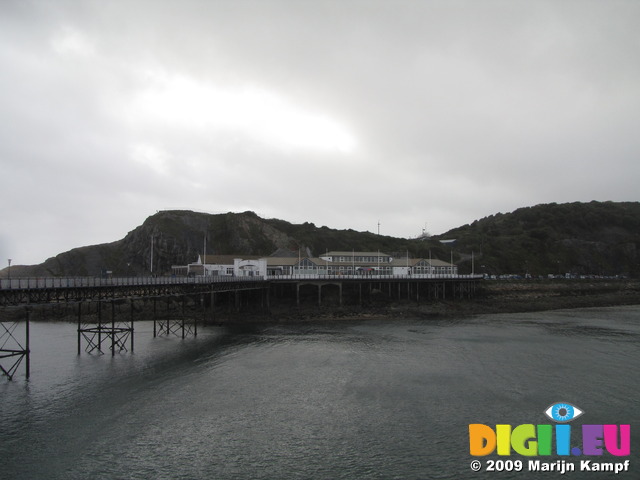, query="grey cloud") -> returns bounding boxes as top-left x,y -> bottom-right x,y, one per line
1,0 -> 639,264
